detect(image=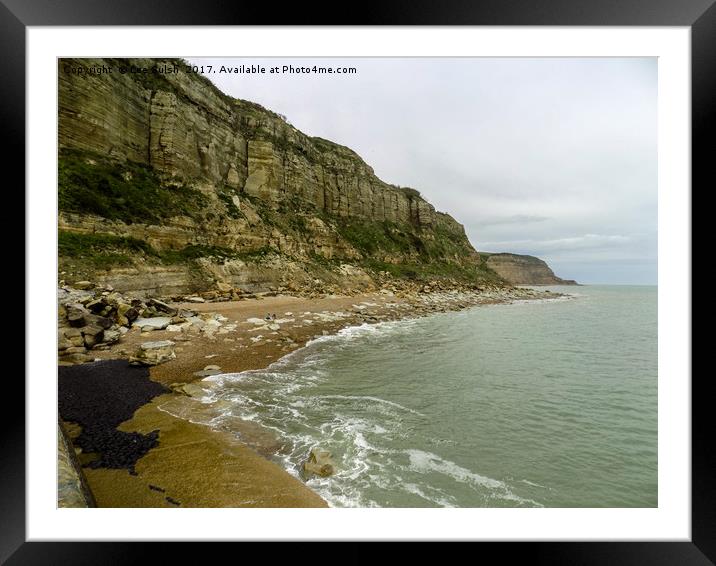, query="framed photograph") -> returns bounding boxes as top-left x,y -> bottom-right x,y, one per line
10,0 -> 708,563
